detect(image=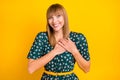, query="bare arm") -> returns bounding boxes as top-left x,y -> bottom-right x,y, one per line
28,43 -> 66,74
28,50 -> 56,74
58,38 -> 90,73
72,49 -> 90,73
